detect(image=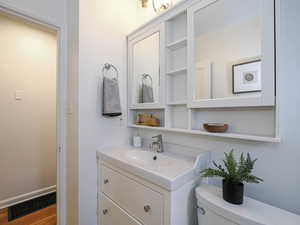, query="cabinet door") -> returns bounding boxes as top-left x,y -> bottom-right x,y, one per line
128,24 -> 166,109
101,194 -> 142,225
198,207 -> 238,225
187,0 -> 275,108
